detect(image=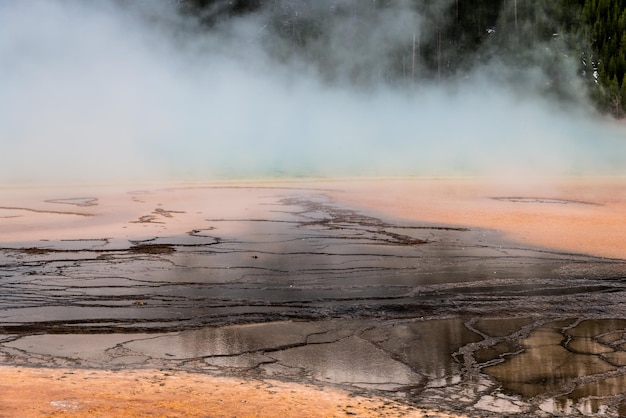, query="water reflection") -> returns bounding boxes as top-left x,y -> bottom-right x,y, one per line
121,317 -> 626,414
366,318 -> 482,387
483,319 -> 626,415
124,321 -> 327,359
122,319 -> 480,391
268,335 -> 422,390
3,316 -> 626,415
